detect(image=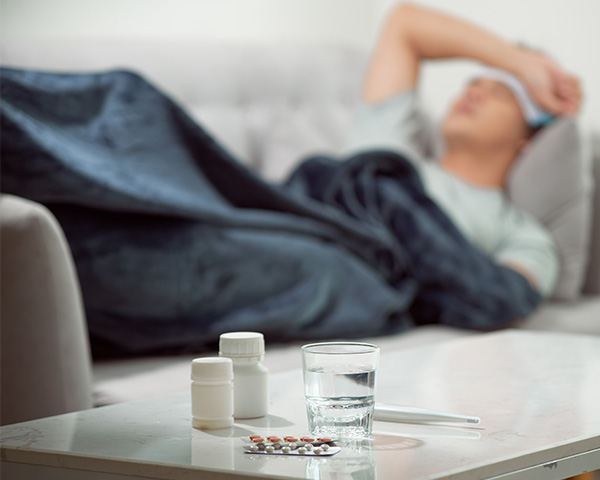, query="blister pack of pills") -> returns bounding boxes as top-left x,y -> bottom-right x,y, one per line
241,435 -> 341,456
